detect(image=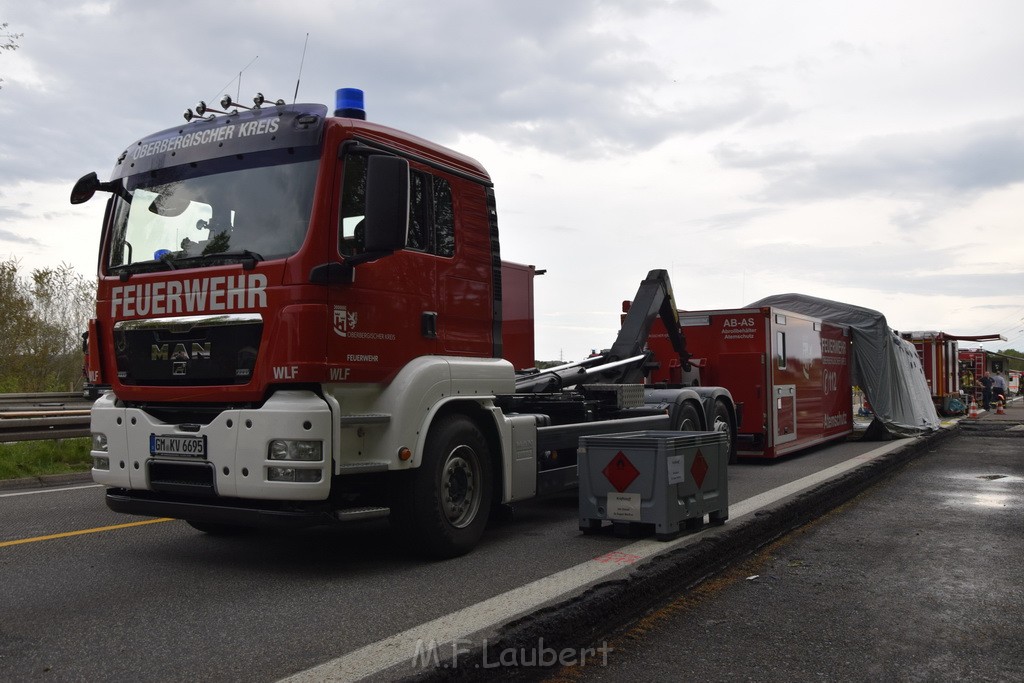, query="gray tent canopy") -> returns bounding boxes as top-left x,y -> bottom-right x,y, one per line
747,293 -> 940,436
